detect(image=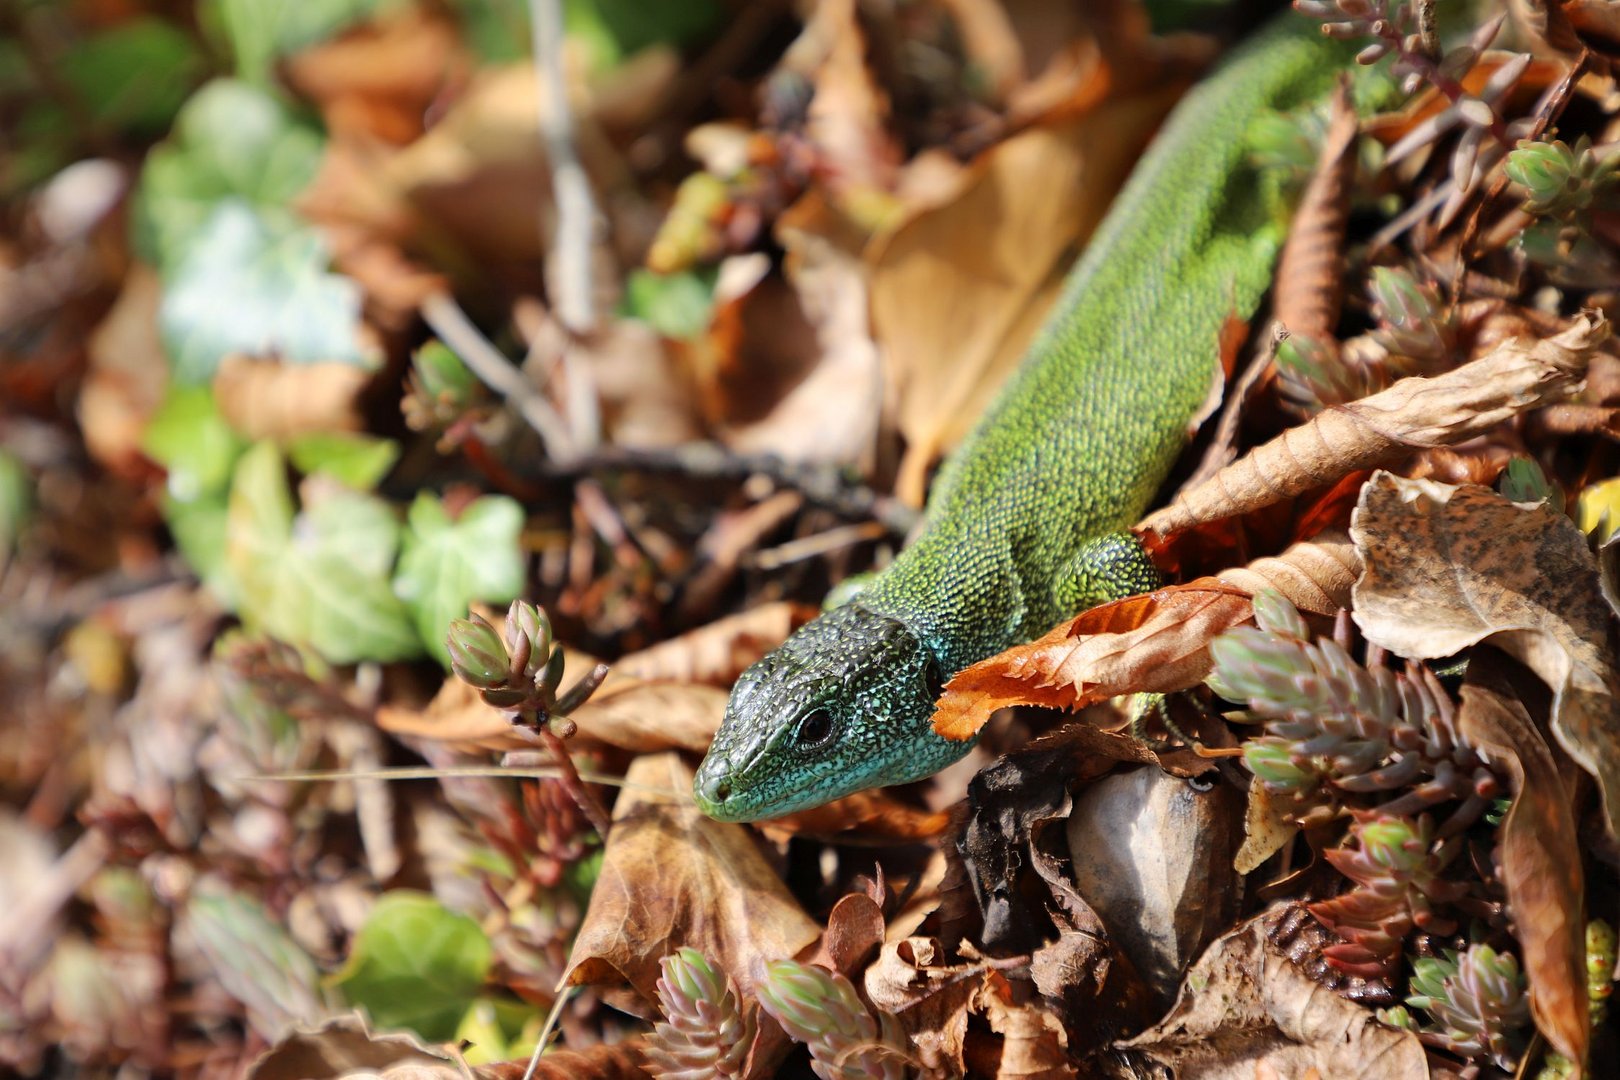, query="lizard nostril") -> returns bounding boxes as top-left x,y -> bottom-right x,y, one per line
696,763 -> 732,805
